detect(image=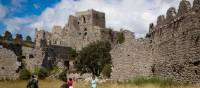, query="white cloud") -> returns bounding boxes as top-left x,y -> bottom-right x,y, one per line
0,4 -> 7,21
6,0 -> 195,38
4,16 -> 36,37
